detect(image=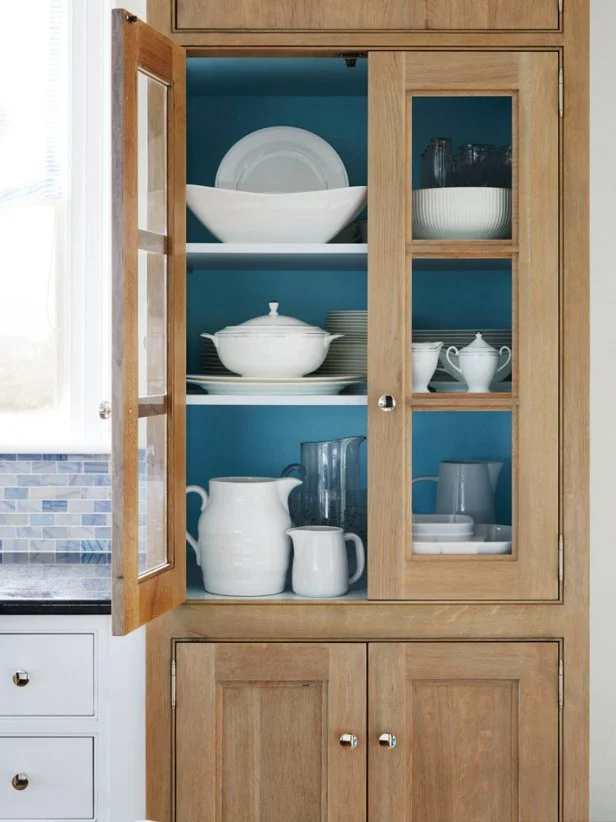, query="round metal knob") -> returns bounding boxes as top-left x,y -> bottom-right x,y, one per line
12,773 -> 29,791
339,733 -> 358,748
98,401 -> 112,420
378,732 -> 397,748
377,394 -> 396,412
12,671 -> 29,687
